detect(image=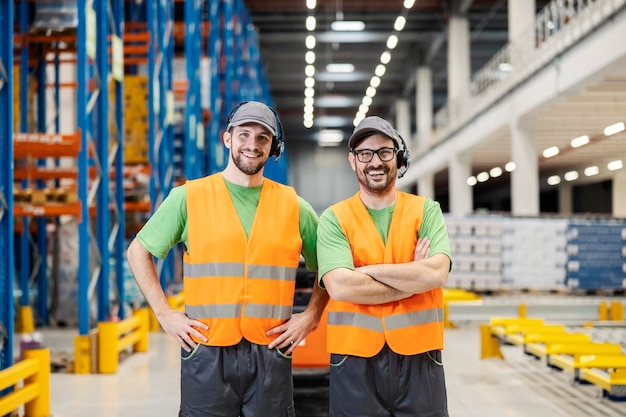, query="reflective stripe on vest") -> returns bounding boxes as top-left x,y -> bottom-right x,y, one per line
327,192 -> 444,357
184,262 -> 297,281
184,174 -> 302,347
186,303 -> 293,320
